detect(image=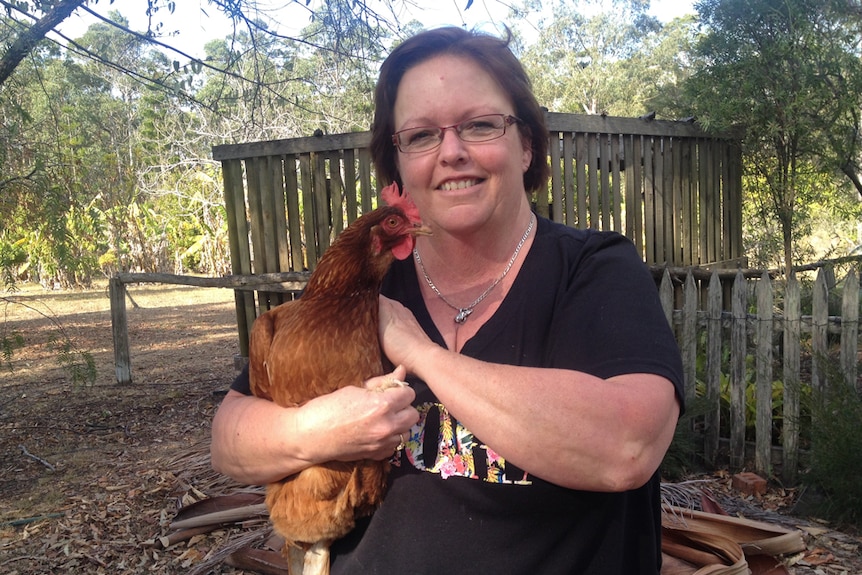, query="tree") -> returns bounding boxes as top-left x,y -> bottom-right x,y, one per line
0,1 -> 404,286
687,0 -> 862,275
520,0 -> 662,116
